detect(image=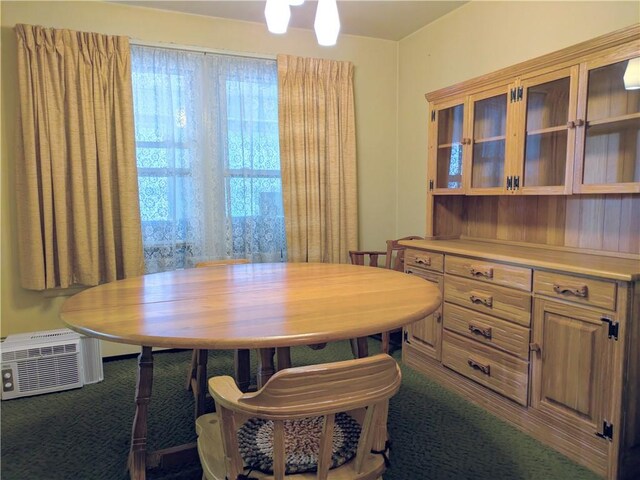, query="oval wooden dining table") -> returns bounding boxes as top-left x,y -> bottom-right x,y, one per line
61,262 -> 441,480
